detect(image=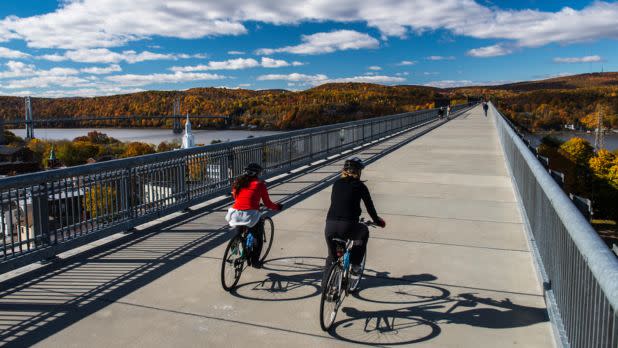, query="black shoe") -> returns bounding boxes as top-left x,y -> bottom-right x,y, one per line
252,260 -> 262,269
